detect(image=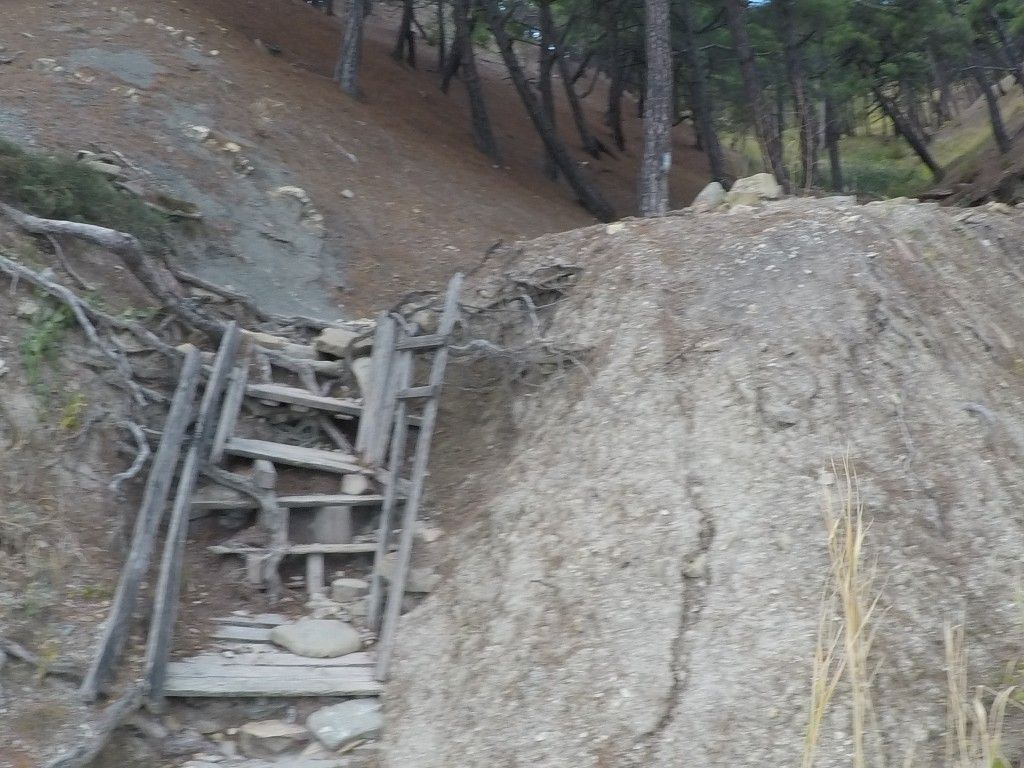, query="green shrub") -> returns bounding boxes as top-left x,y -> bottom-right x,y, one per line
0,138 -> 165,243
